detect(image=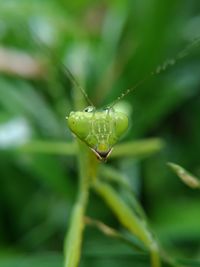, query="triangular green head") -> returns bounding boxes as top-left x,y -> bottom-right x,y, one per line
67,106 -> 128,161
